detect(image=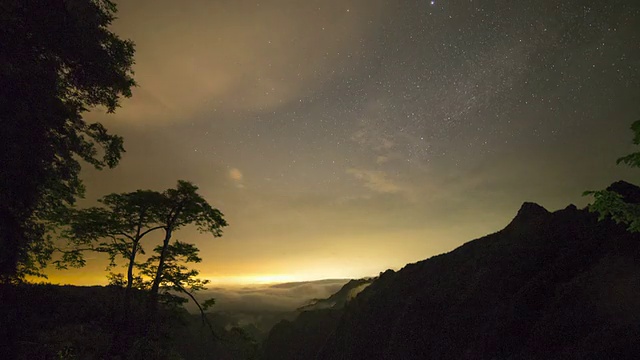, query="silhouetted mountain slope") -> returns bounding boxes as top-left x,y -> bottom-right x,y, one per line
261,308 -> 343,360
261,278 -> 374,360
315,201 -> 640,360
261,193 -> 640,360
298,278 -> 374,311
